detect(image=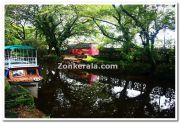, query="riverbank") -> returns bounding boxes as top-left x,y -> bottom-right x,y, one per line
39,55 -> 175,84
82,56 -> 175,81
5,80 -> 46,118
